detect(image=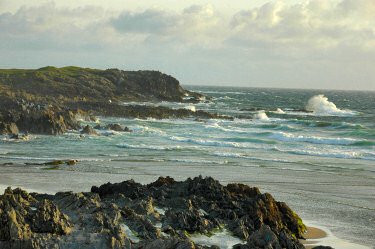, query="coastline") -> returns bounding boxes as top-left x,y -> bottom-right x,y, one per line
0,170 -> 371,249
300,223 -> 371,249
